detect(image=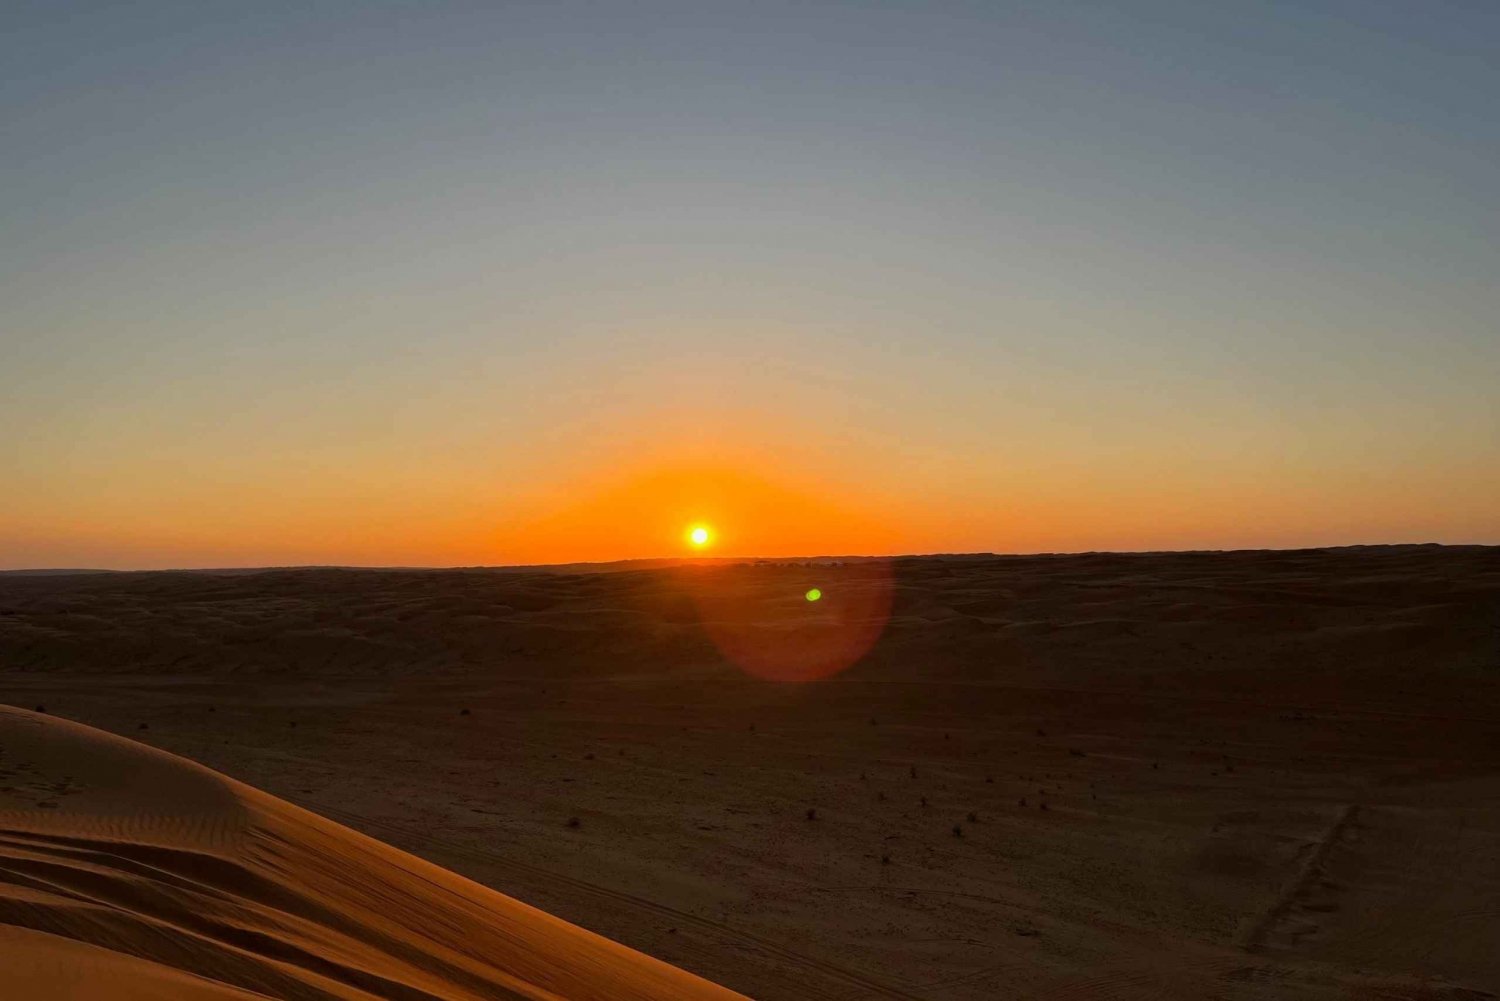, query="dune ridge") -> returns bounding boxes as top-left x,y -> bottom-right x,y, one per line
0,706 -> 743,1000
